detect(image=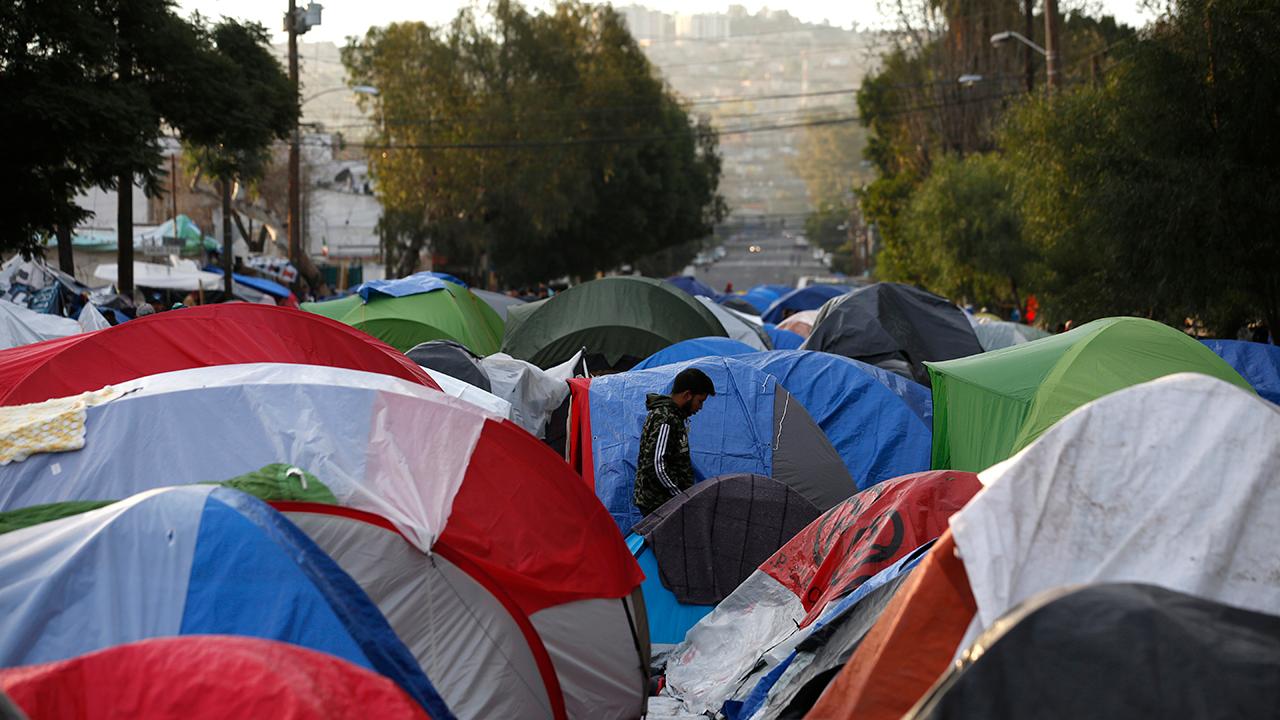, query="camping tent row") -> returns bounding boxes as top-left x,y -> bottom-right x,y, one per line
643,374 -> 1280,719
